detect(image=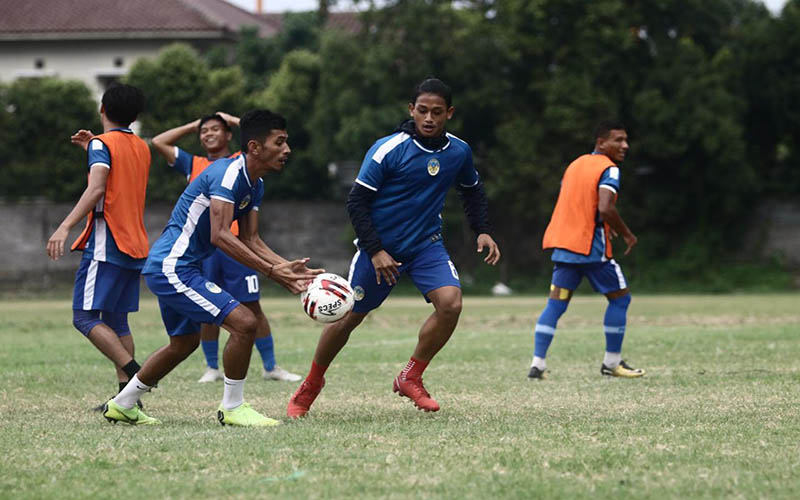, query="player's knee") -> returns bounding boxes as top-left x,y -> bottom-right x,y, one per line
609,293 -> 632,310
72,309 -> 101,337
170,334 -> 200,357
437,295 -> 462,318
234,312 -> 259,339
